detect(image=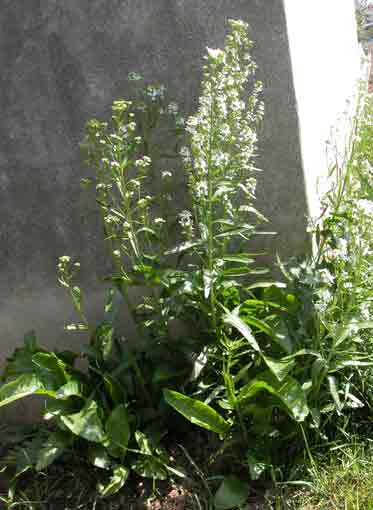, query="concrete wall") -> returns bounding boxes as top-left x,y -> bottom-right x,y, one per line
0,1 -> 359,420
